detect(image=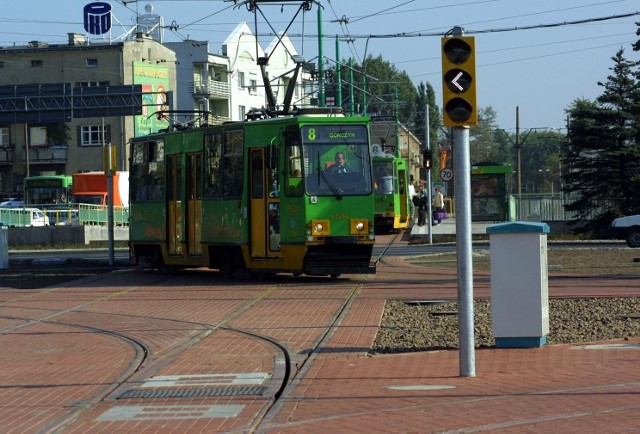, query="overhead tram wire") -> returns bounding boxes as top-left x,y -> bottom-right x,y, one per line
326,1 -> 363,64
234,10 -> 640,43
